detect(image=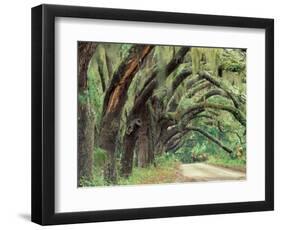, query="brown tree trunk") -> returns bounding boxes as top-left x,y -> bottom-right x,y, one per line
137,106 -> 150,167
121,104 -> 154,176
120,48 -> 191,177
147,105 -> 156,164
99,45 -> 154,183
77,42 -> 97,186
121,123 -> 140,177
78,103 -> 95,184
